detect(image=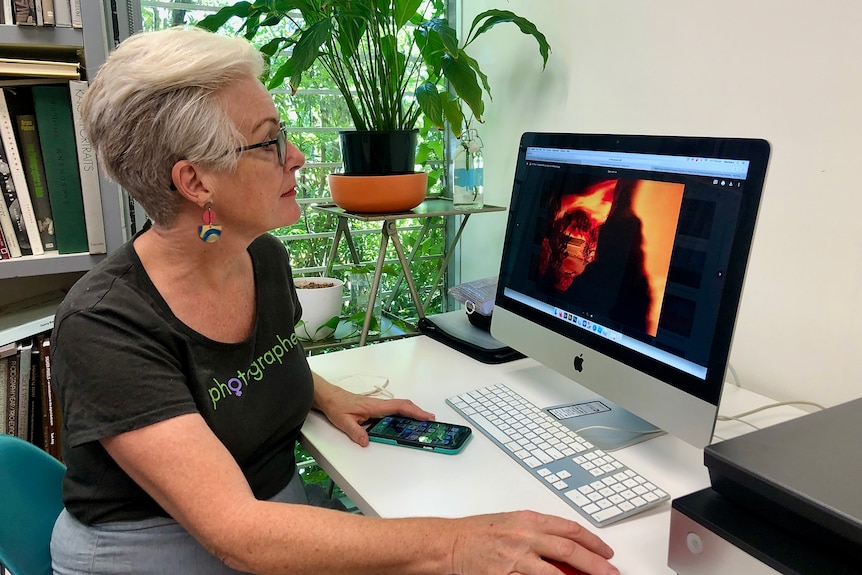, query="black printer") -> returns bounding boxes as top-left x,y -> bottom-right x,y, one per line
668,397 -> 862,574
